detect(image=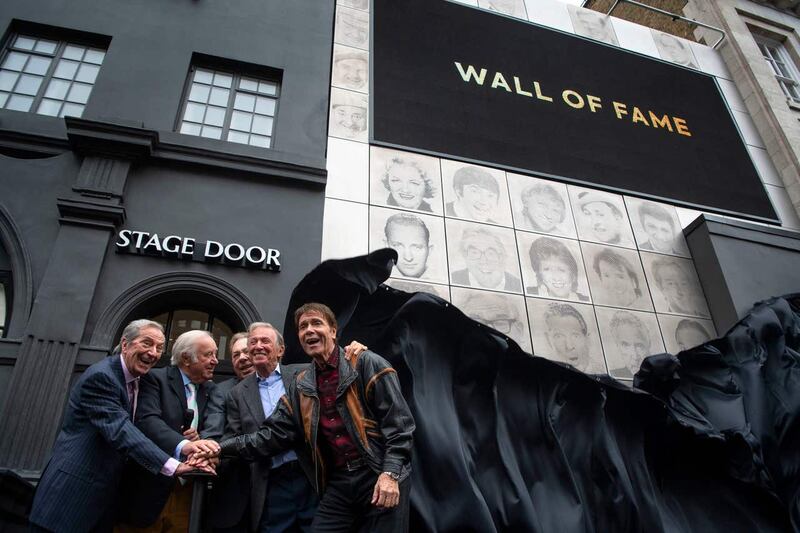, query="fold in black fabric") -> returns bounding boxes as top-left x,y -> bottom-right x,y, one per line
282,249 -> 799,532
